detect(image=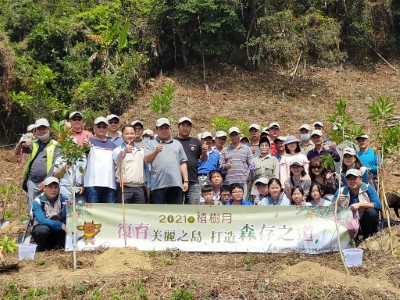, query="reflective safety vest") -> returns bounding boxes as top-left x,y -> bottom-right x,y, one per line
23,139 -> 58,179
